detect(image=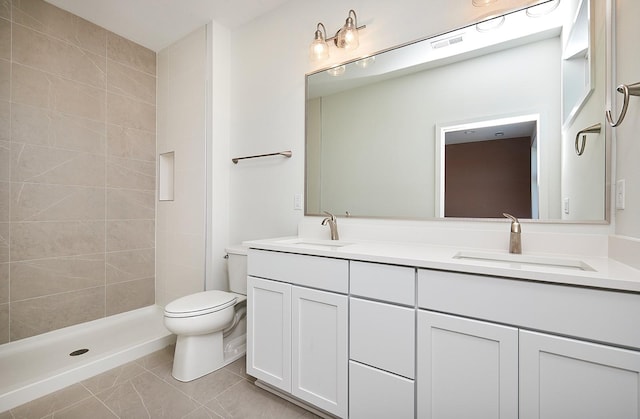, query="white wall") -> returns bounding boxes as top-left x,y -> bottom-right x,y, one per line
613,0 -> 640,239
206,21 -> 232,291
228,0 -> 615,245
156,26 -> 208,306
